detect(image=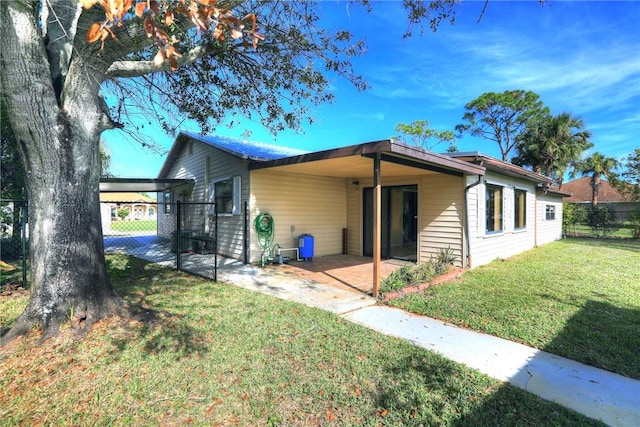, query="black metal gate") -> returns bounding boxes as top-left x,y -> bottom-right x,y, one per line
175,201 -> 219,281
